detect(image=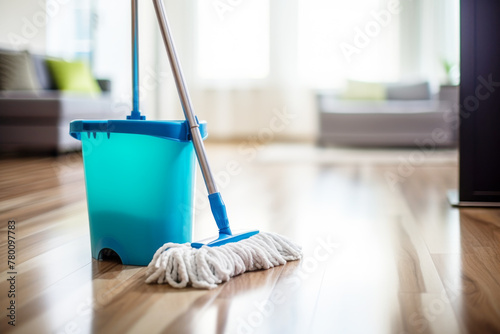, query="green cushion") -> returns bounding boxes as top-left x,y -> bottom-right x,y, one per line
342,80 -> 386,100
46,59 -> 101,94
